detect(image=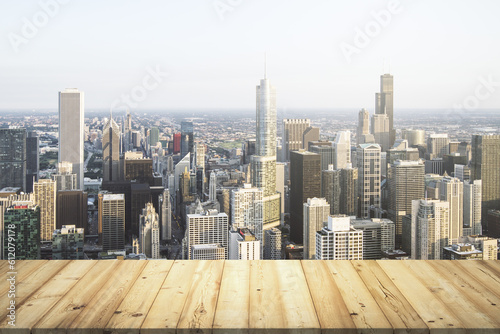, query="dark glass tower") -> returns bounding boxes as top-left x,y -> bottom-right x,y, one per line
0,128 -> 26,191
